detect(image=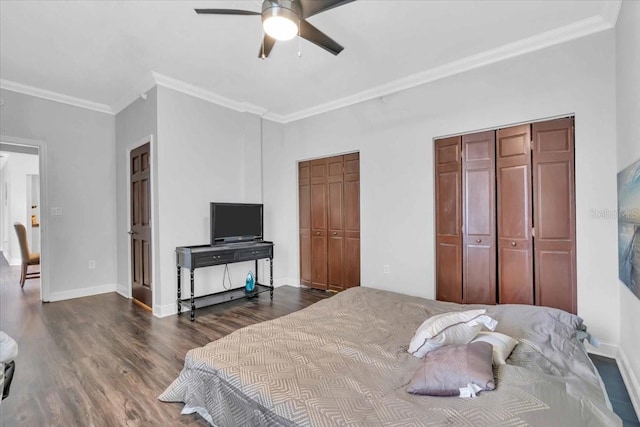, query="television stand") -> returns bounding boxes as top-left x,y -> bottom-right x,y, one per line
175,241 -> 274,321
